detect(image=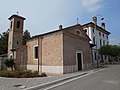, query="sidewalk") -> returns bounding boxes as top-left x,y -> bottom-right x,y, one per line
0,68 -> 103,90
